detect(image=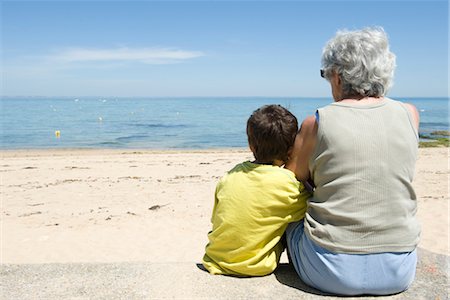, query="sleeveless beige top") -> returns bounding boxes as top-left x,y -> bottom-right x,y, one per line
306,98 -> 421,254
